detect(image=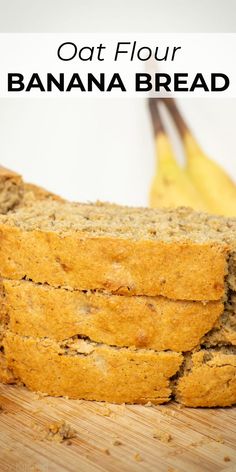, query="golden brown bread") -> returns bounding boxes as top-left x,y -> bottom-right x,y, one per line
0,201 -> 229,300
0,186 -> 235,406
3,332 -> 183,404
3,332 -> 236,406
1,279 -> 223,352
175,348 -> 236,407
